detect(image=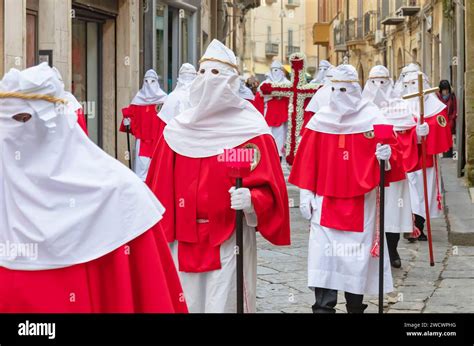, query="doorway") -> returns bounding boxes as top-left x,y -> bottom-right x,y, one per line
72,15 -> 103,147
